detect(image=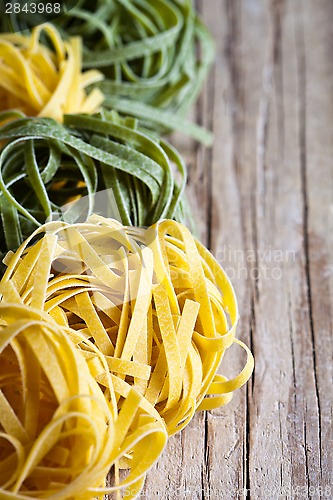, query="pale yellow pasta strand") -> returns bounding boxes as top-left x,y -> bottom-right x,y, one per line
0,24 -> 104,121
0,216 -> 254,439
0,304 -> 167,499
